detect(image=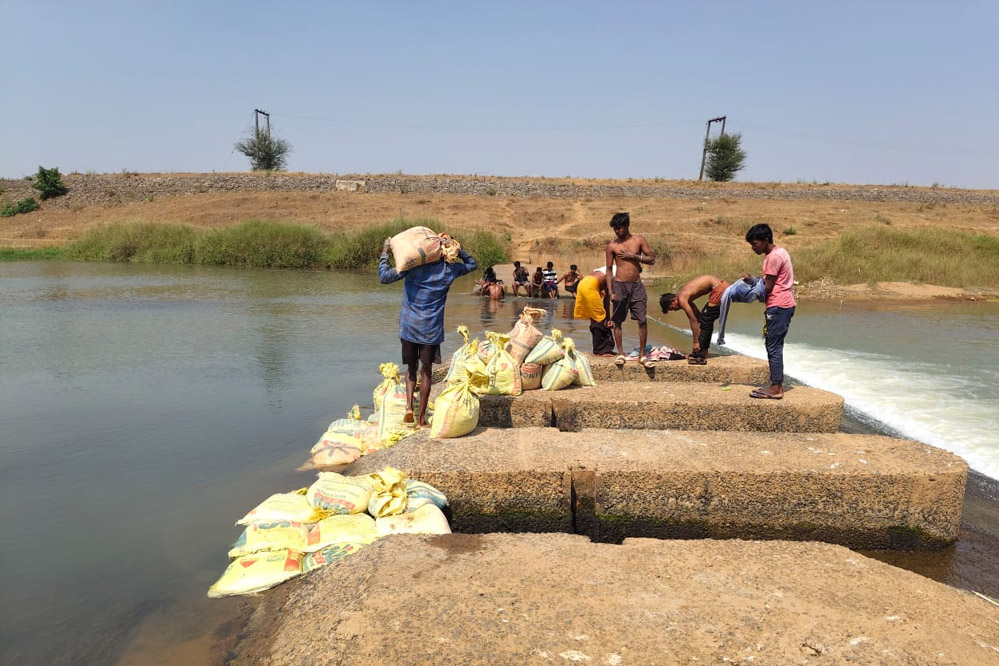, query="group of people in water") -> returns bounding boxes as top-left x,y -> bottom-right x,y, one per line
381,211 -> 794,428
477,261 -> 582,300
